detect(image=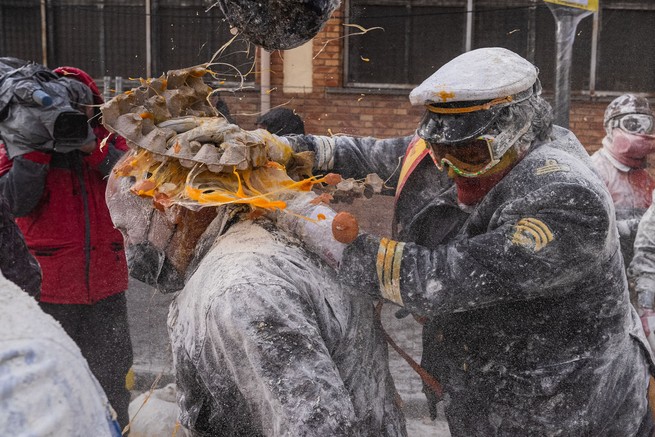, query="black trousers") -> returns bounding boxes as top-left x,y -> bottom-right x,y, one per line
40,292 -> 133,431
